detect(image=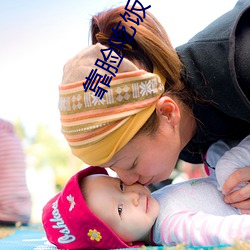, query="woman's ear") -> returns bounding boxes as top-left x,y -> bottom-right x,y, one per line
156,96 -> 180,126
